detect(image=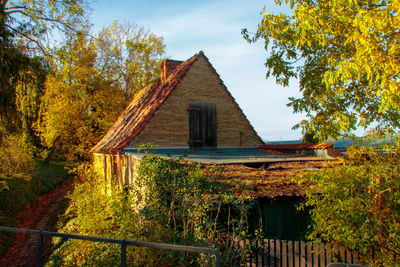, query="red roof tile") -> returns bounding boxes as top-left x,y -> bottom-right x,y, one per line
161,59 -> 183,81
